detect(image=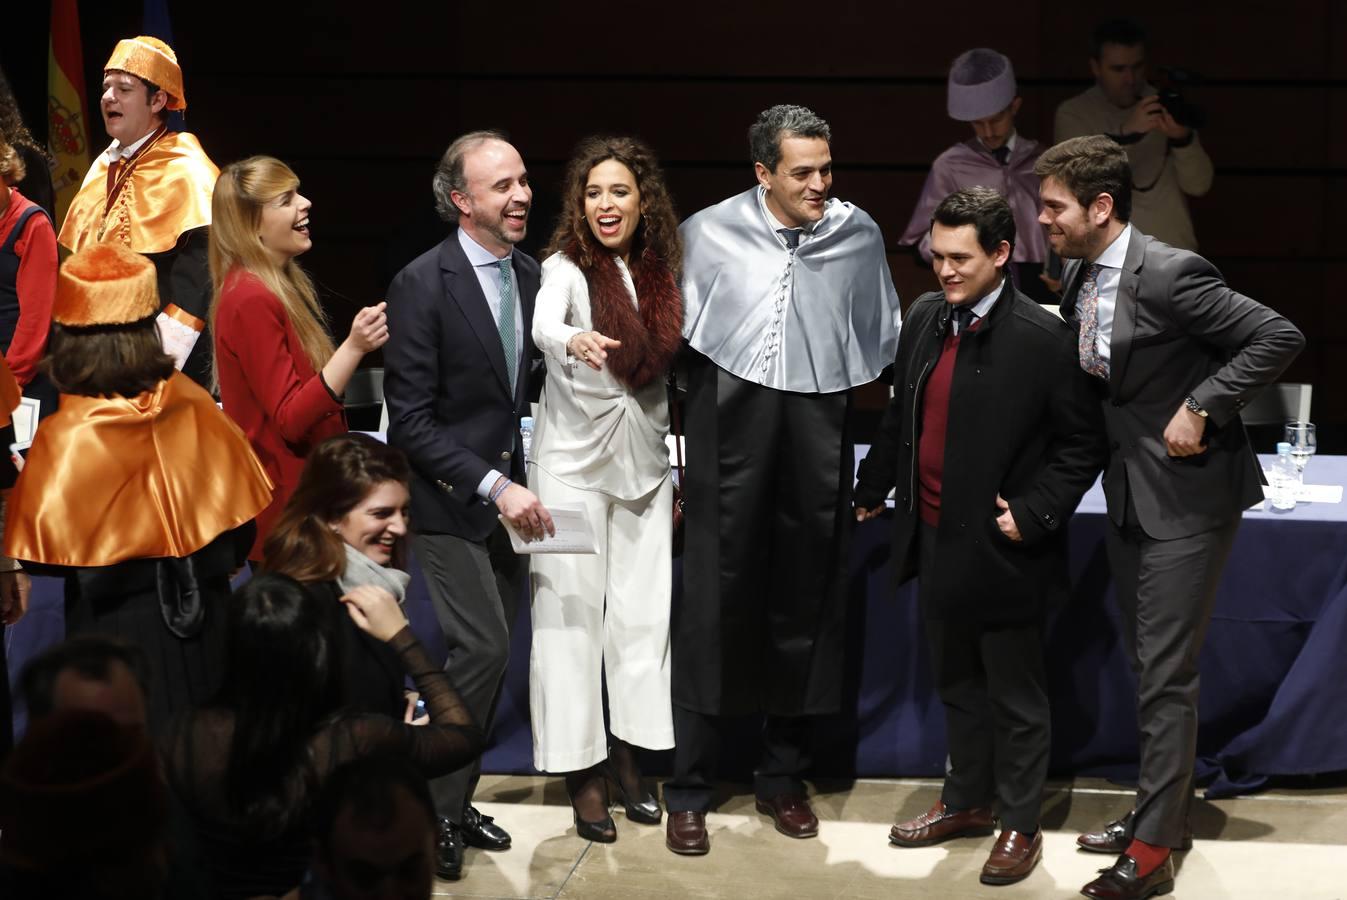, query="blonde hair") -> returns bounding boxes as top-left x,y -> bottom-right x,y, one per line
208,156 -> 334,392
